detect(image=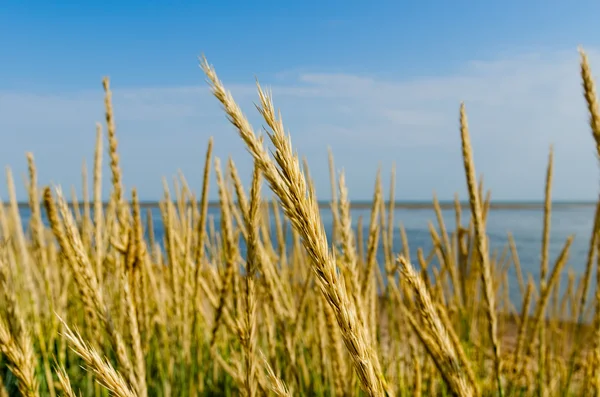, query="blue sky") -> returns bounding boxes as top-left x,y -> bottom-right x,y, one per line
1,1 -> 600,201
